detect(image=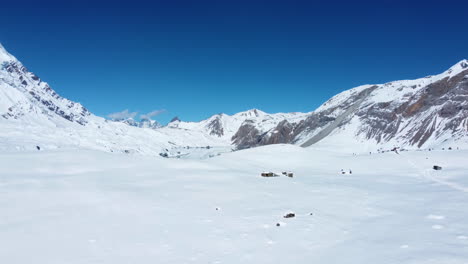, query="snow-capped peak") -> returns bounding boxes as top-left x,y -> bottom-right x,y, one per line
444,59 -> 468,77
1,40 -> 467,154
0,43 -> 18,63
234,109 -> 266,118
0,43 -> 92,126
139,118 -> 162,129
